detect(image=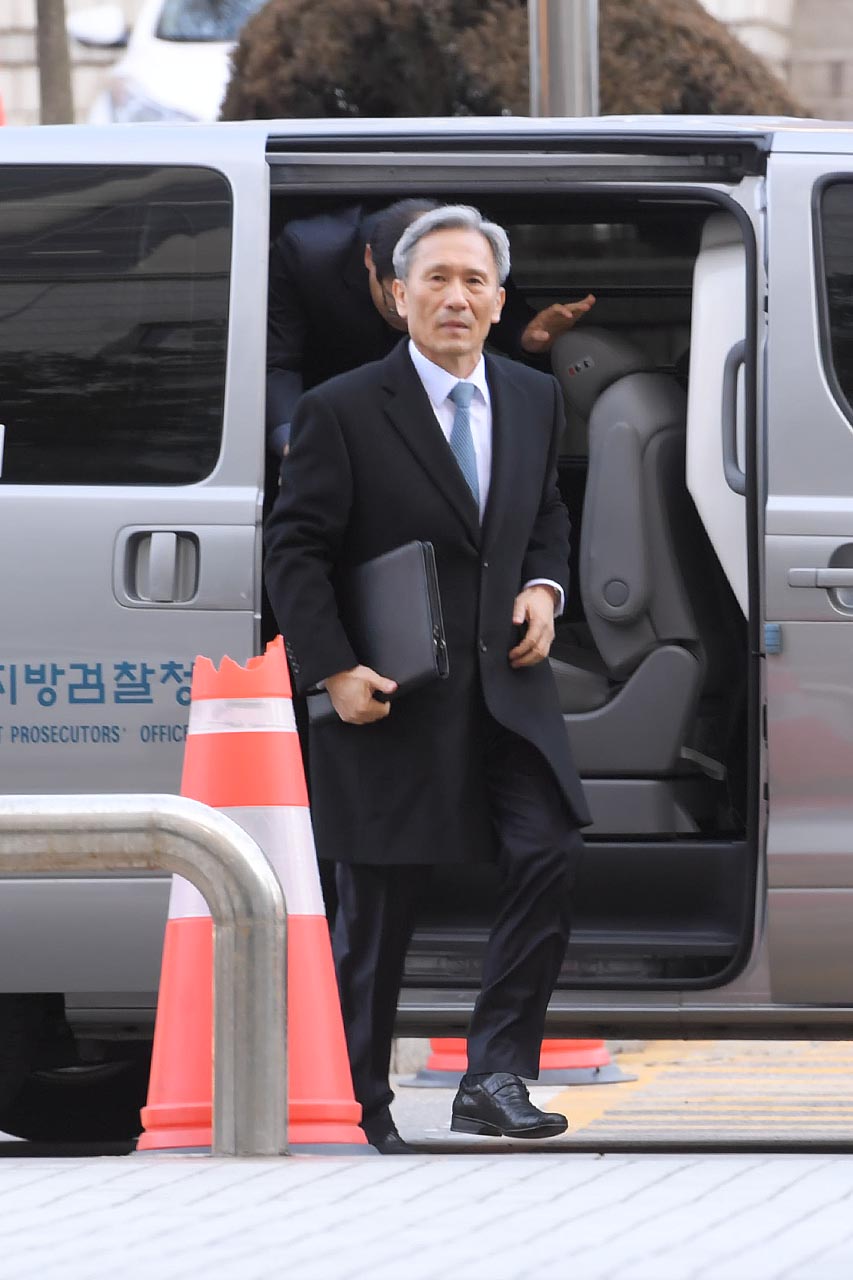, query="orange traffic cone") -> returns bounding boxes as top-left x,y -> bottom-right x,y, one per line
407,1037 -> 634,1086
138,636 -> 366,1152
536,1039 -> 634,1085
